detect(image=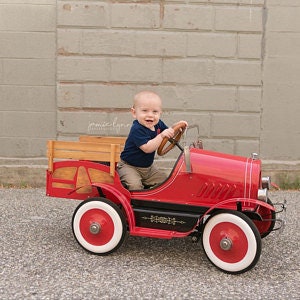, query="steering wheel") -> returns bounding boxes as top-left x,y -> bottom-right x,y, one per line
157,121 -> 187,156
